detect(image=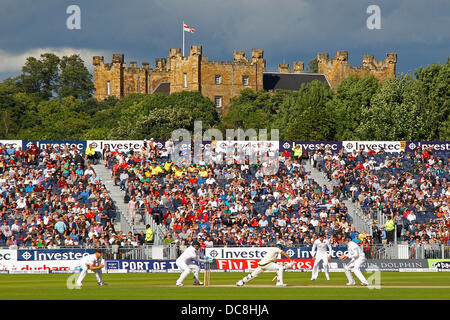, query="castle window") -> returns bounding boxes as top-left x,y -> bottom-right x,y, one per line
214,96 -> 223,108
137,75 -> 141,93
242,76 -> 249,86
184,73 -> 188,88
106,81 -> 111,96
215,75 -> 222,85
